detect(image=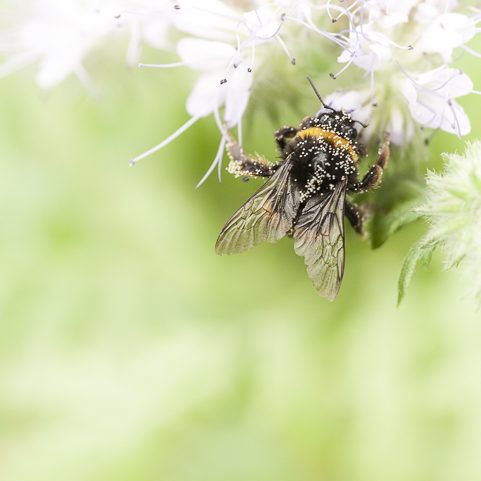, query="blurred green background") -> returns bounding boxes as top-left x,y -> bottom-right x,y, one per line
1,44 -> 481,481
